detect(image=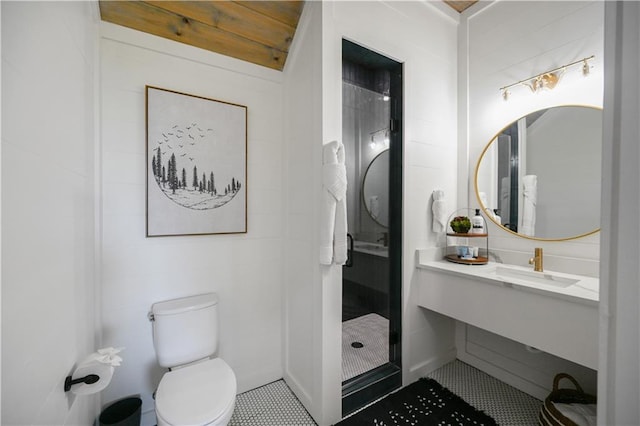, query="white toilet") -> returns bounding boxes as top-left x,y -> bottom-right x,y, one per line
150,293 -> 237,426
